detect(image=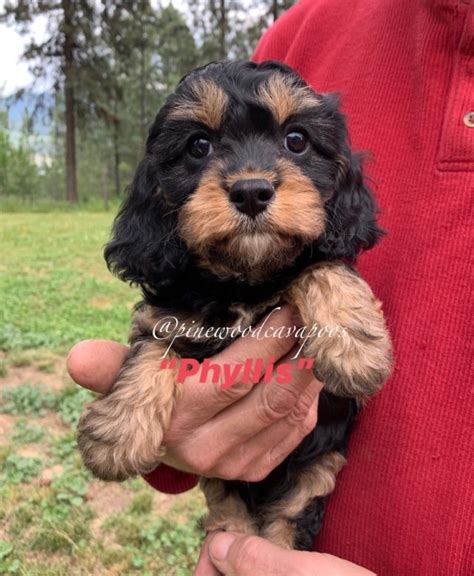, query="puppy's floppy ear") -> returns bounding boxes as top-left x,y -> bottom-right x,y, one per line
317,150 -> 384,261
104,158 -> 187,289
